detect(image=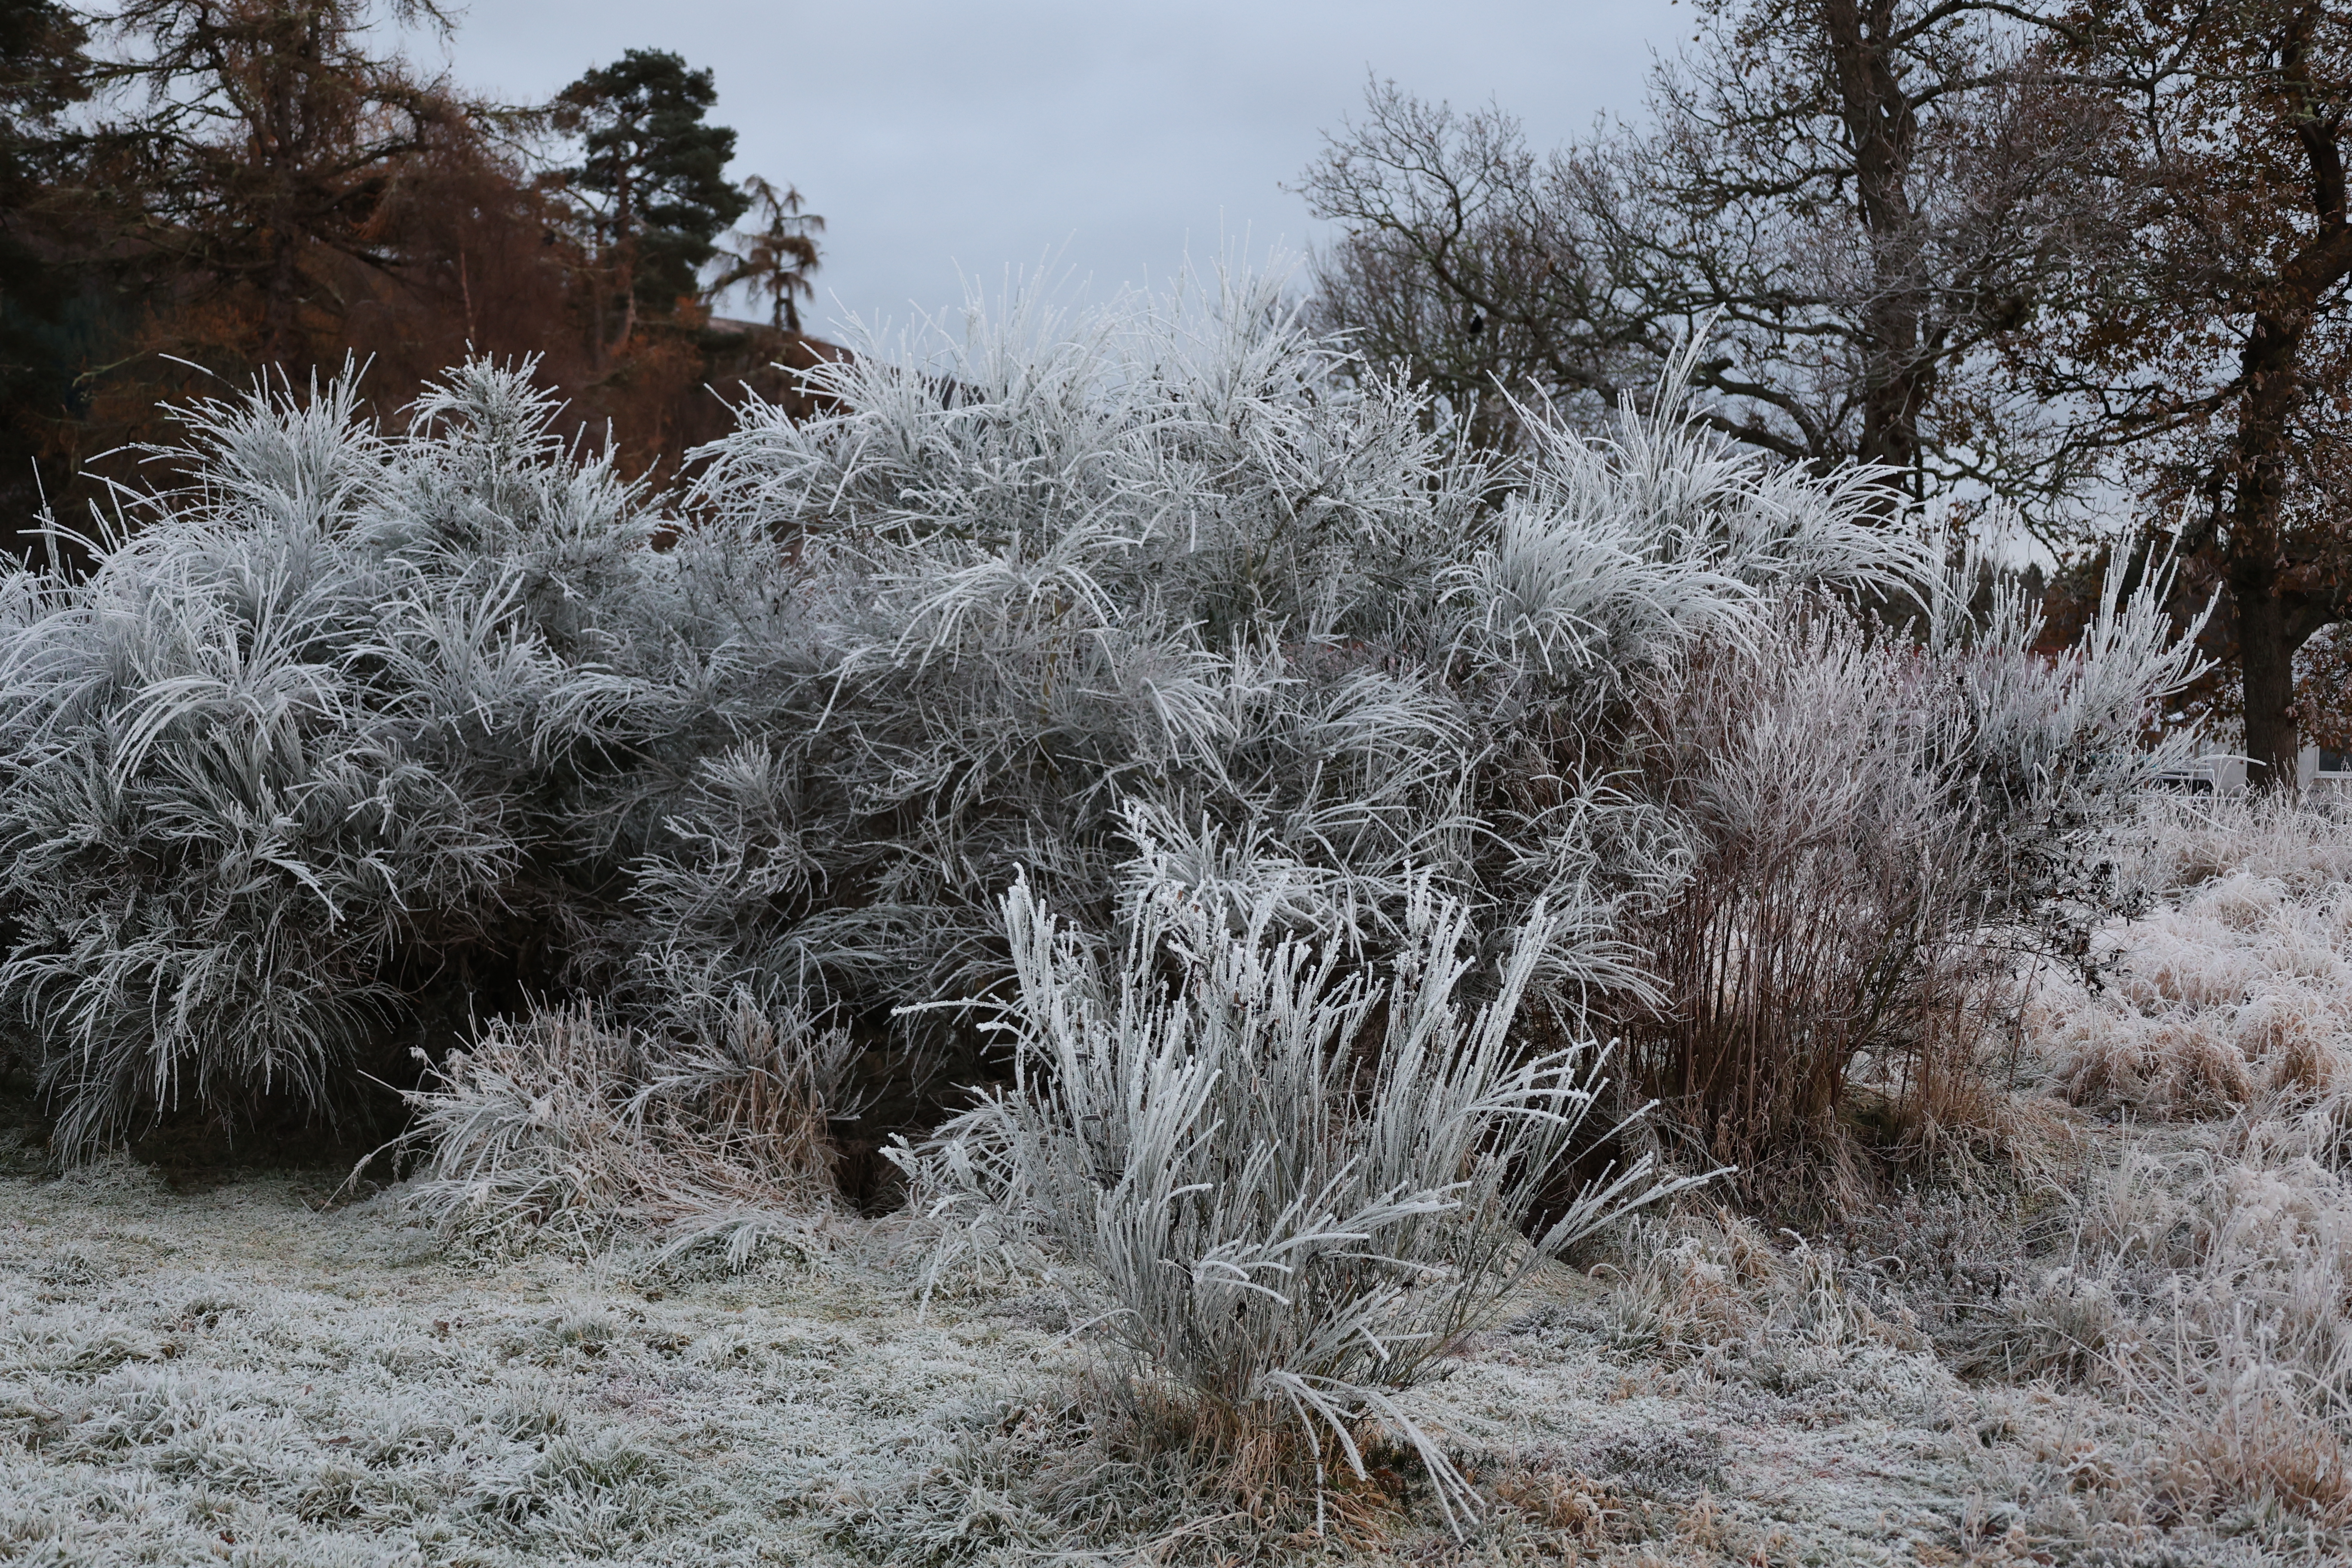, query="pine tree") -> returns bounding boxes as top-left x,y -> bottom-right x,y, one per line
553,47 -> 748,354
